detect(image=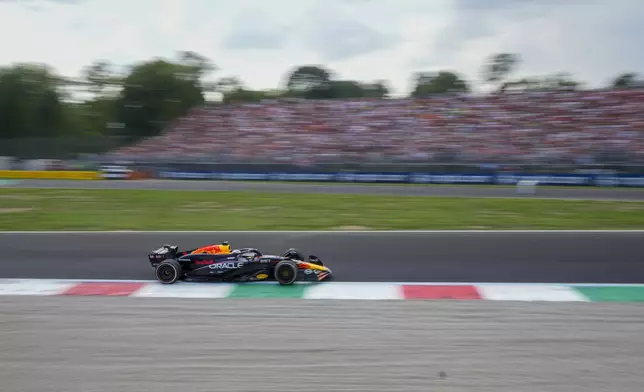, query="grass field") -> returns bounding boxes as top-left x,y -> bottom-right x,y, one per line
1,188 -> 644,230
